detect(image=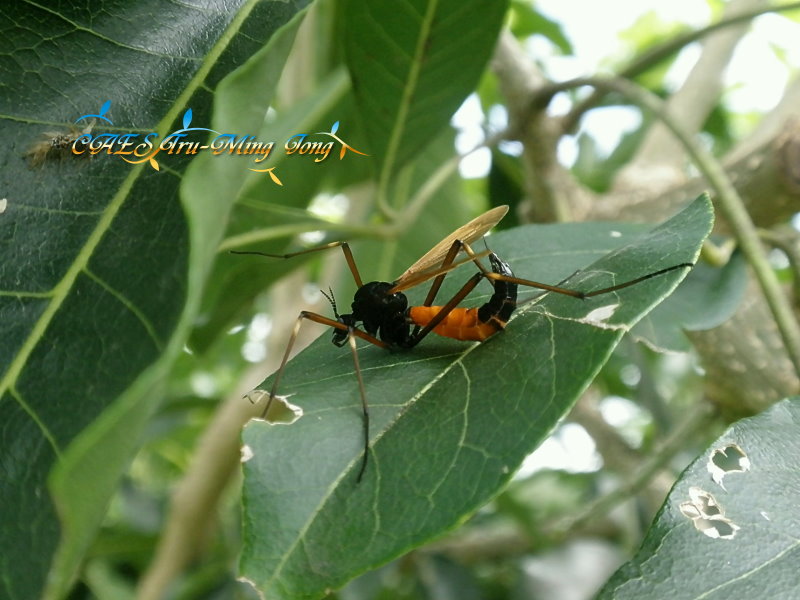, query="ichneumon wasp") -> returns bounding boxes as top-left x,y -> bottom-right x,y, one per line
232,205 -> 693,482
